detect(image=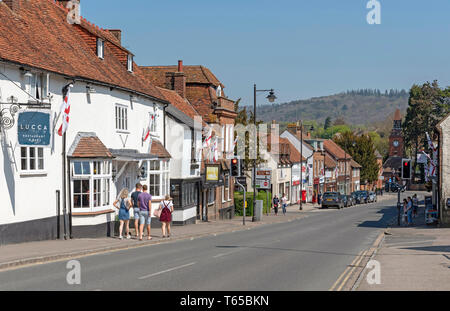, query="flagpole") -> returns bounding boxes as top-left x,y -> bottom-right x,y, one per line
62,131 -> 67,240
